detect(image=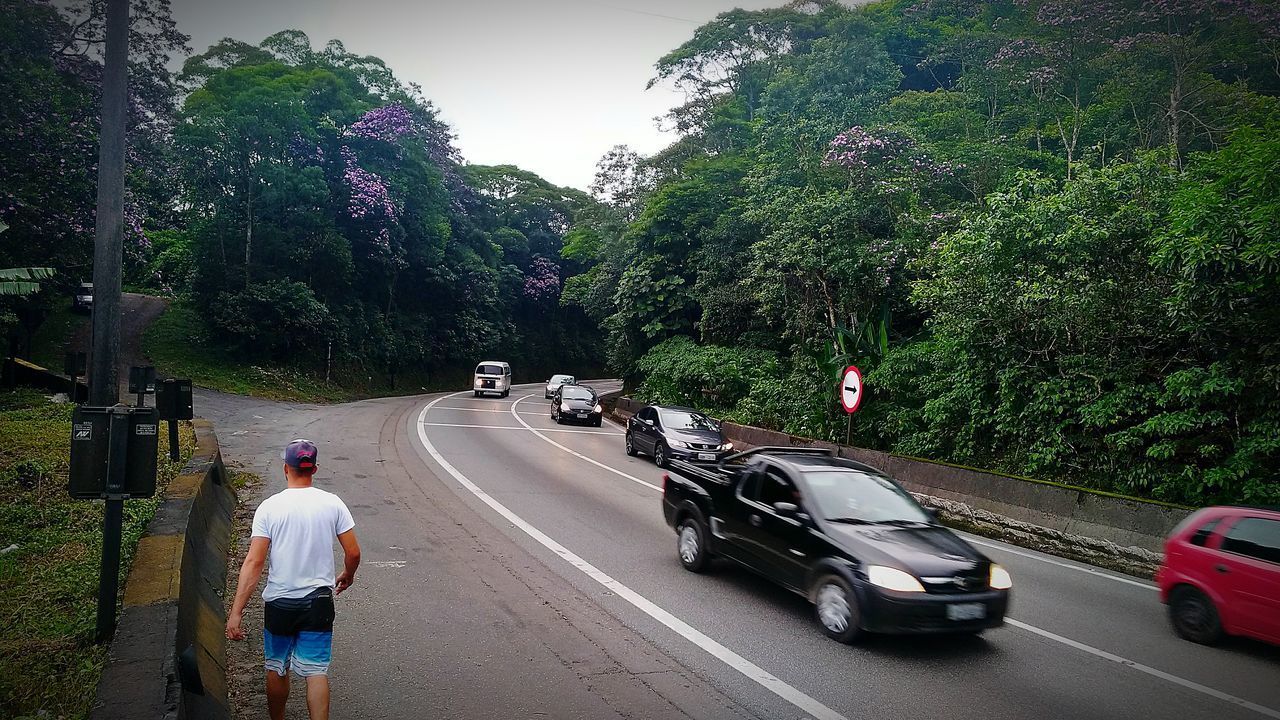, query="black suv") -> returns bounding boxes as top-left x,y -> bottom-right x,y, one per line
625,405 -> 732,467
